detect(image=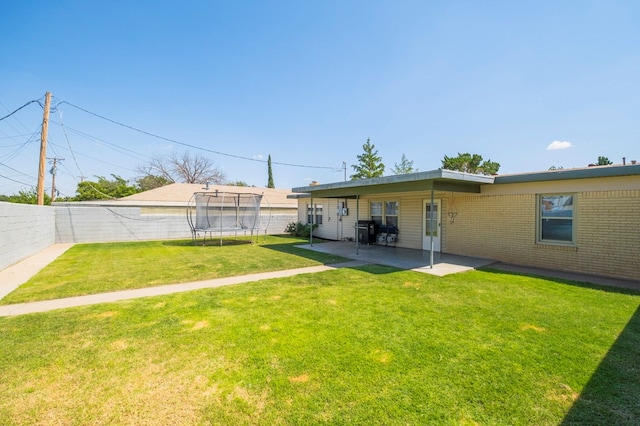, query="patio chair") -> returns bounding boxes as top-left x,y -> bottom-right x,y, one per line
385,225 -> 398,247
376,225 -> 388,245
